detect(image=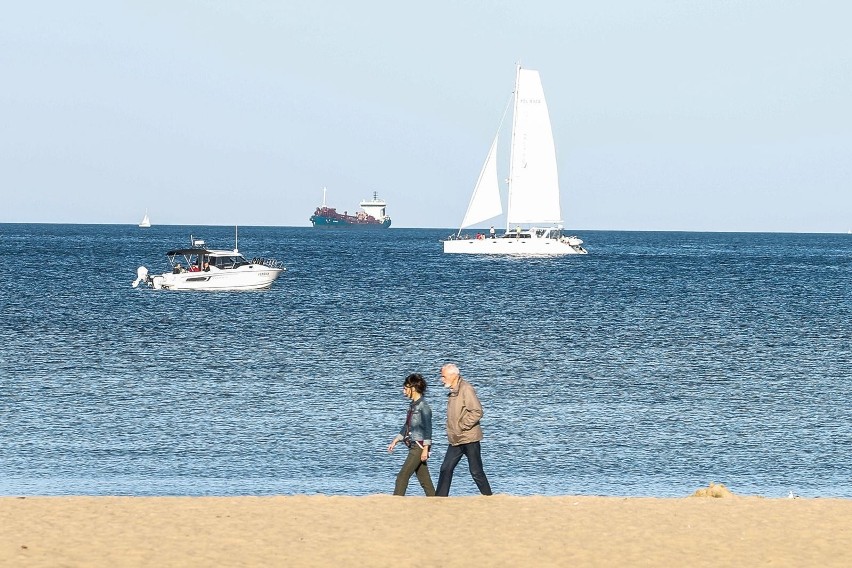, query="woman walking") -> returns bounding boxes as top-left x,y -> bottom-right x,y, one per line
387,373 -> 436,496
